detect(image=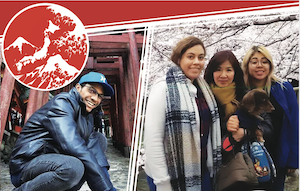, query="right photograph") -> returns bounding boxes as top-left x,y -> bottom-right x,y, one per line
135,5 -> 299,191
